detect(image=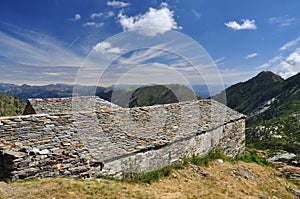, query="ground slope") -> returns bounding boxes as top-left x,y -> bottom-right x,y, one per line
0,161 -> 298,199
